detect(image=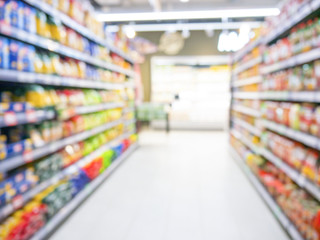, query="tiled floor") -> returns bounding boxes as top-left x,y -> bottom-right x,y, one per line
51,130 -> 289,240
